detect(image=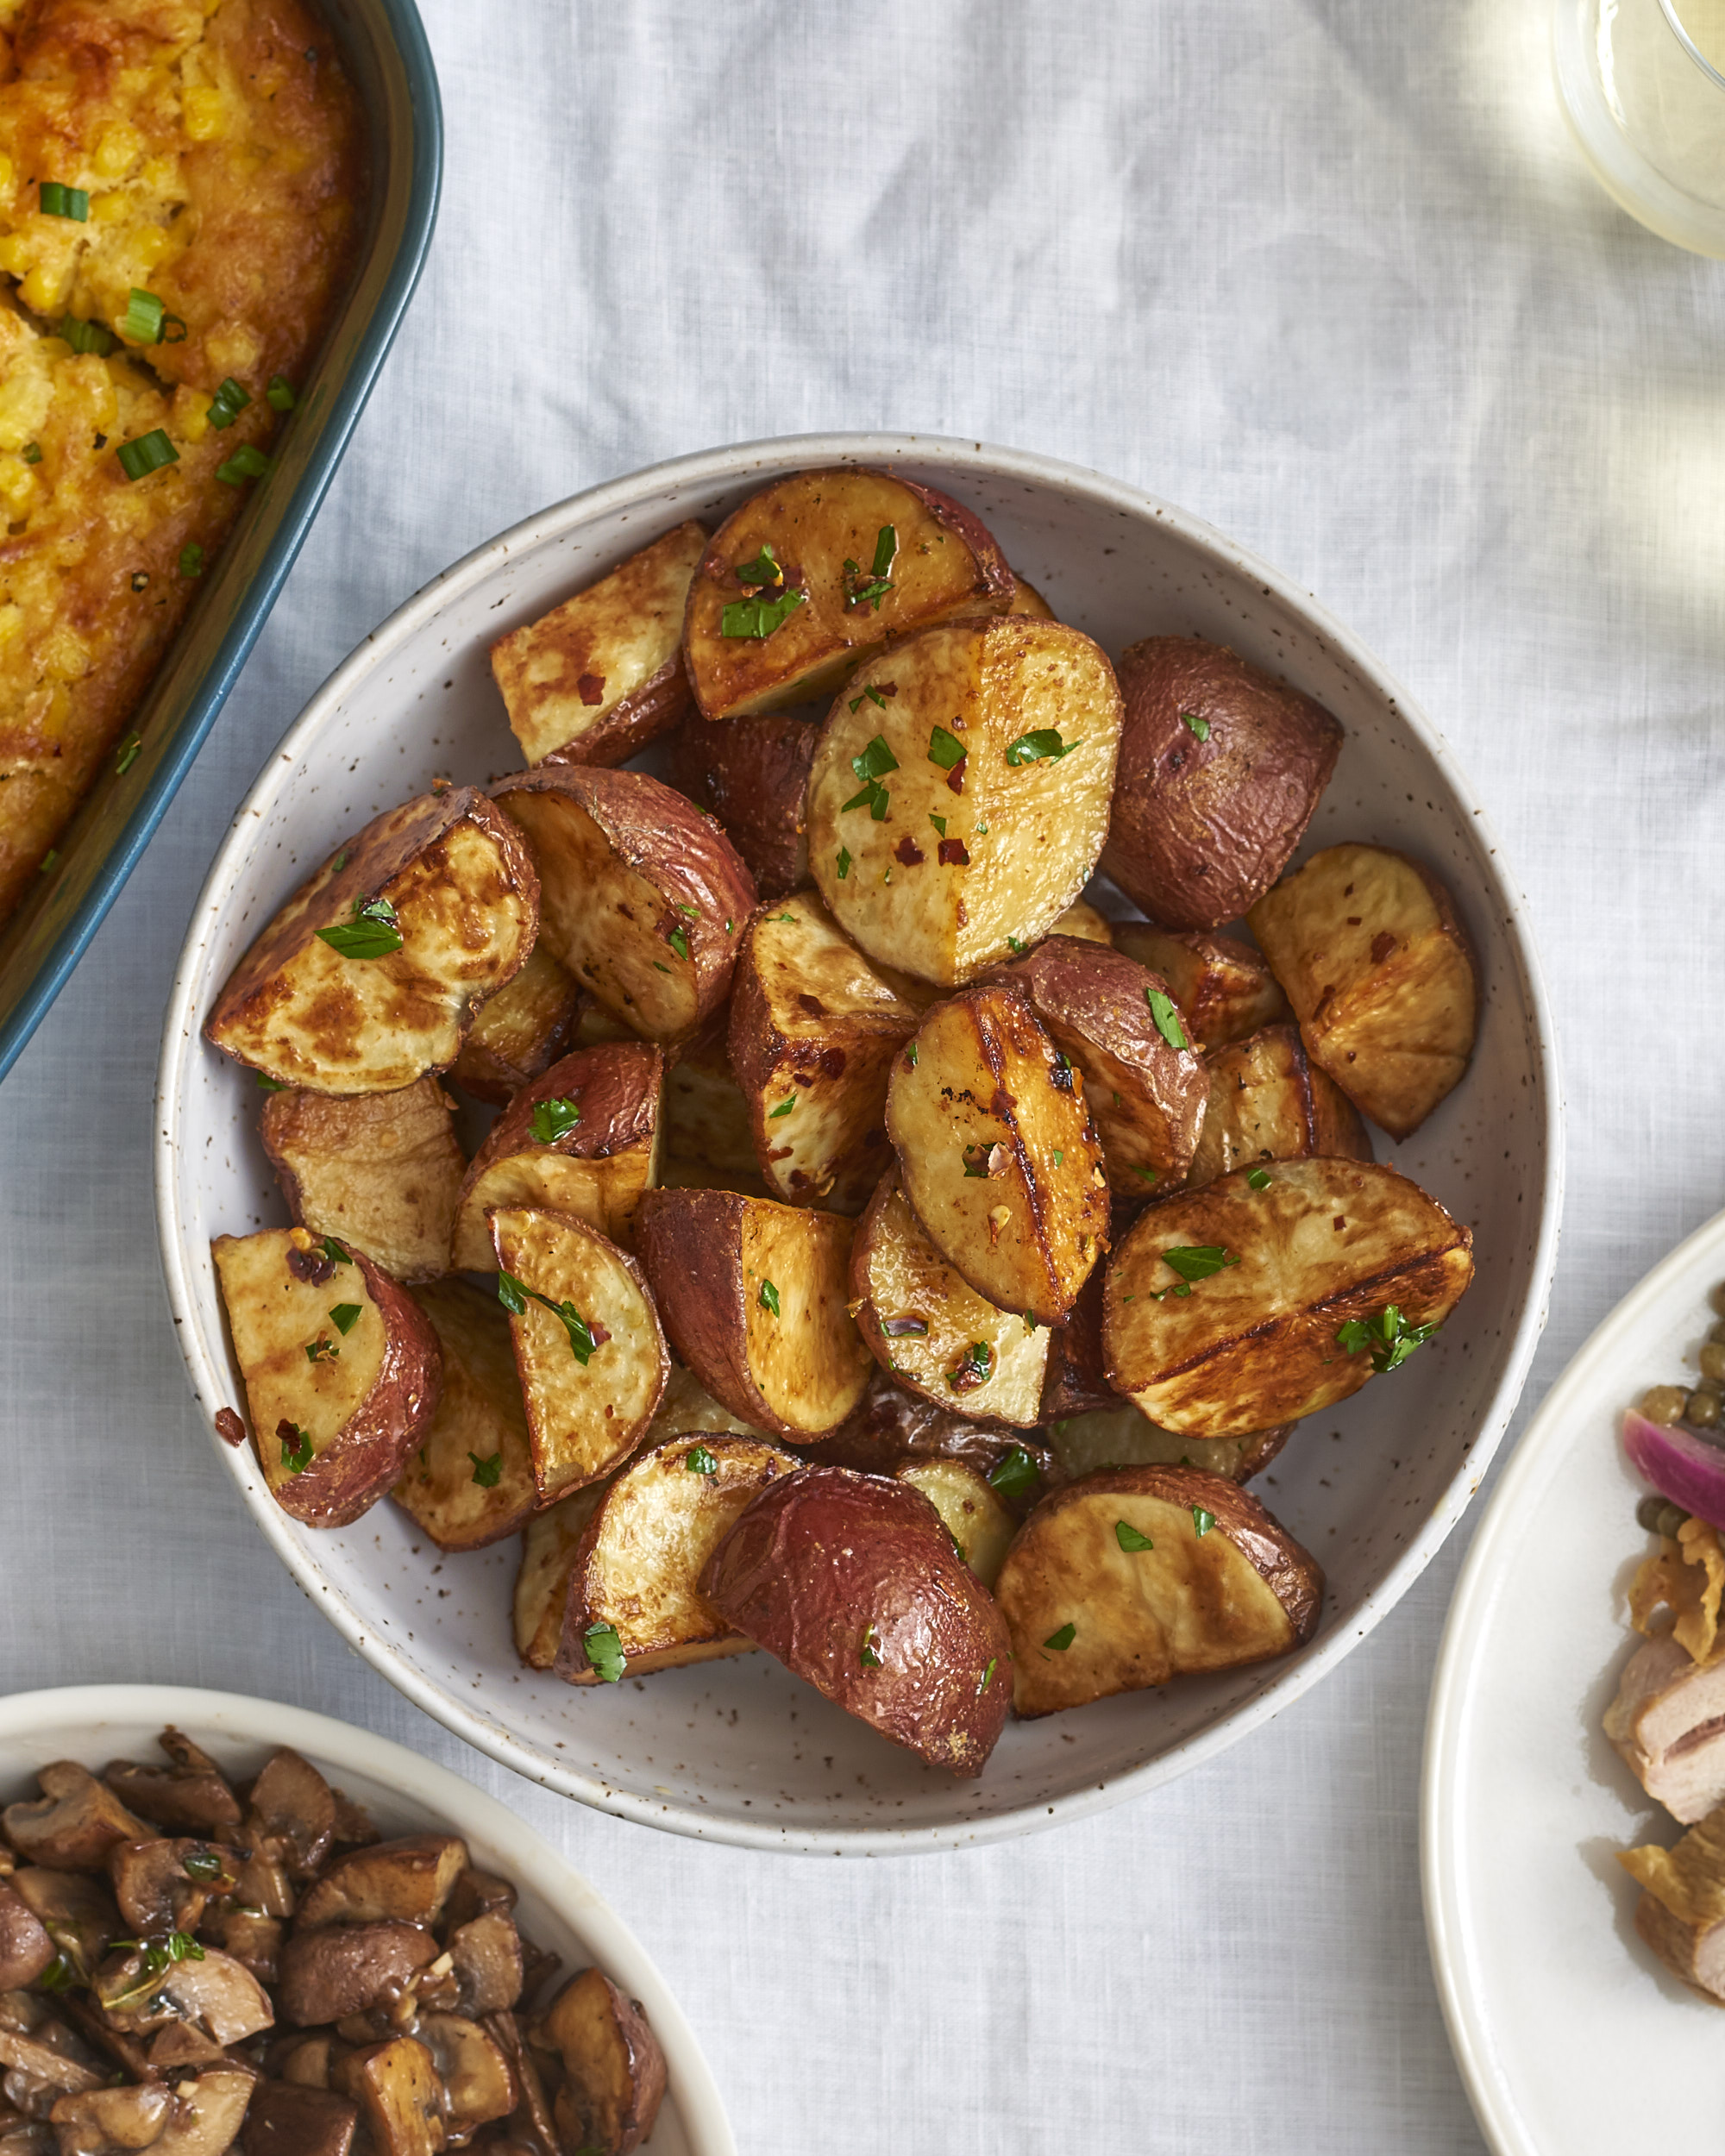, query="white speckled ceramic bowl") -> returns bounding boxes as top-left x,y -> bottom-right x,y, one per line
0,1686 -> 733,2155
155,433 -> 1562,1853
